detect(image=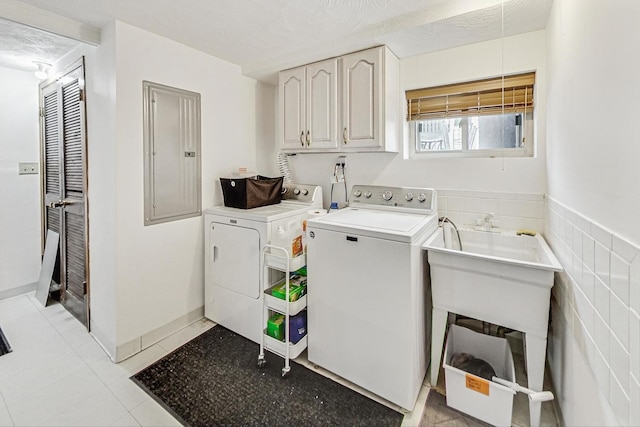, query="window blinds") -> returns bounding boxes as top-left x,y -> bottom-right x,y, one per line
406,72 -> 535,121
